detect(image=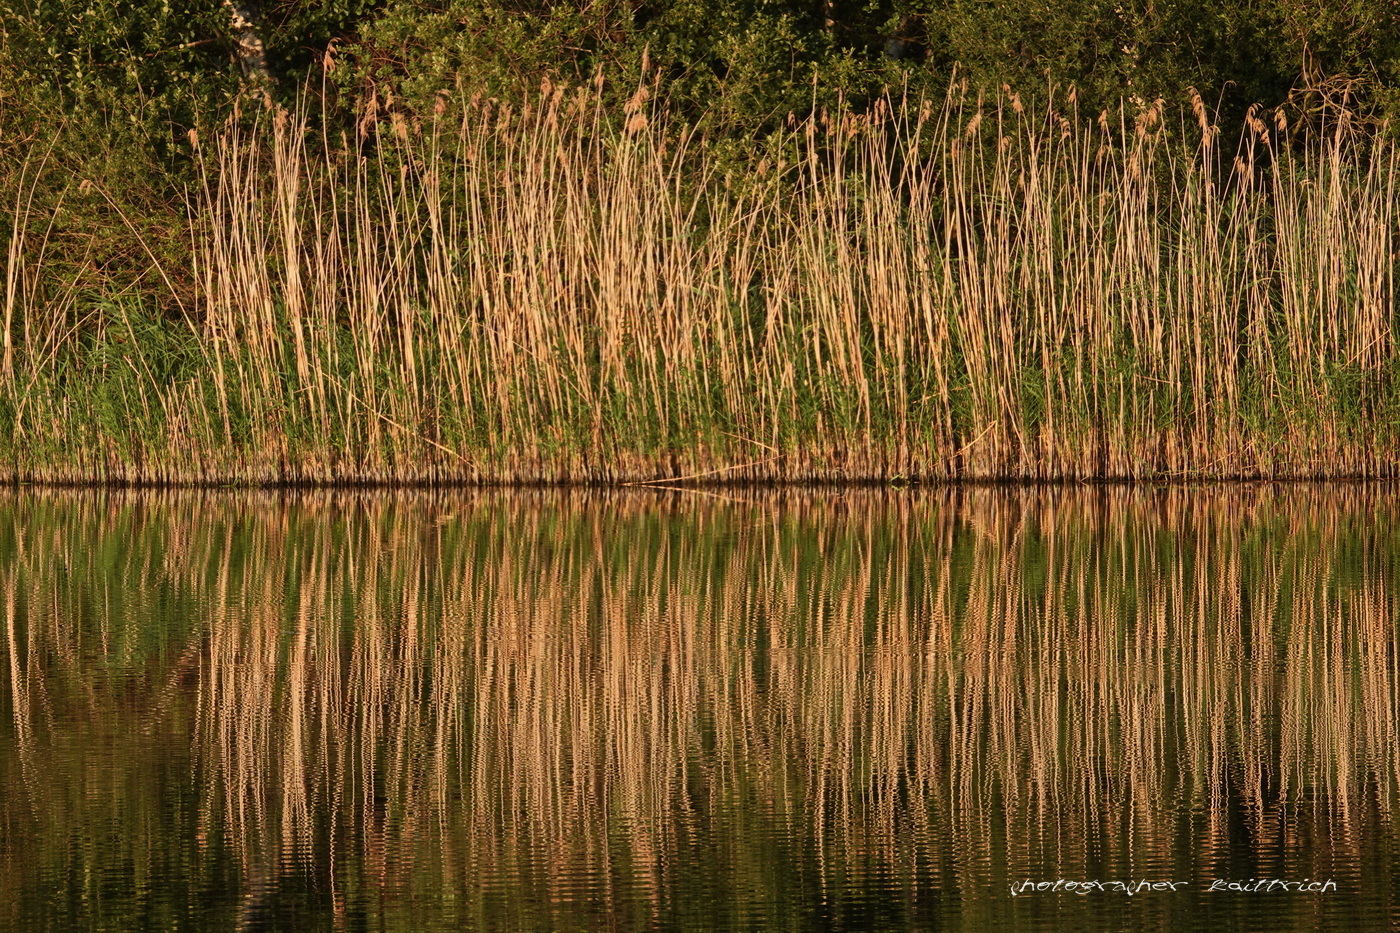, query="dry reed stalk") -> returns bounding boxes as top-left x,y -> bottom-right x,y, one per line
3,81 -> 1399,482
